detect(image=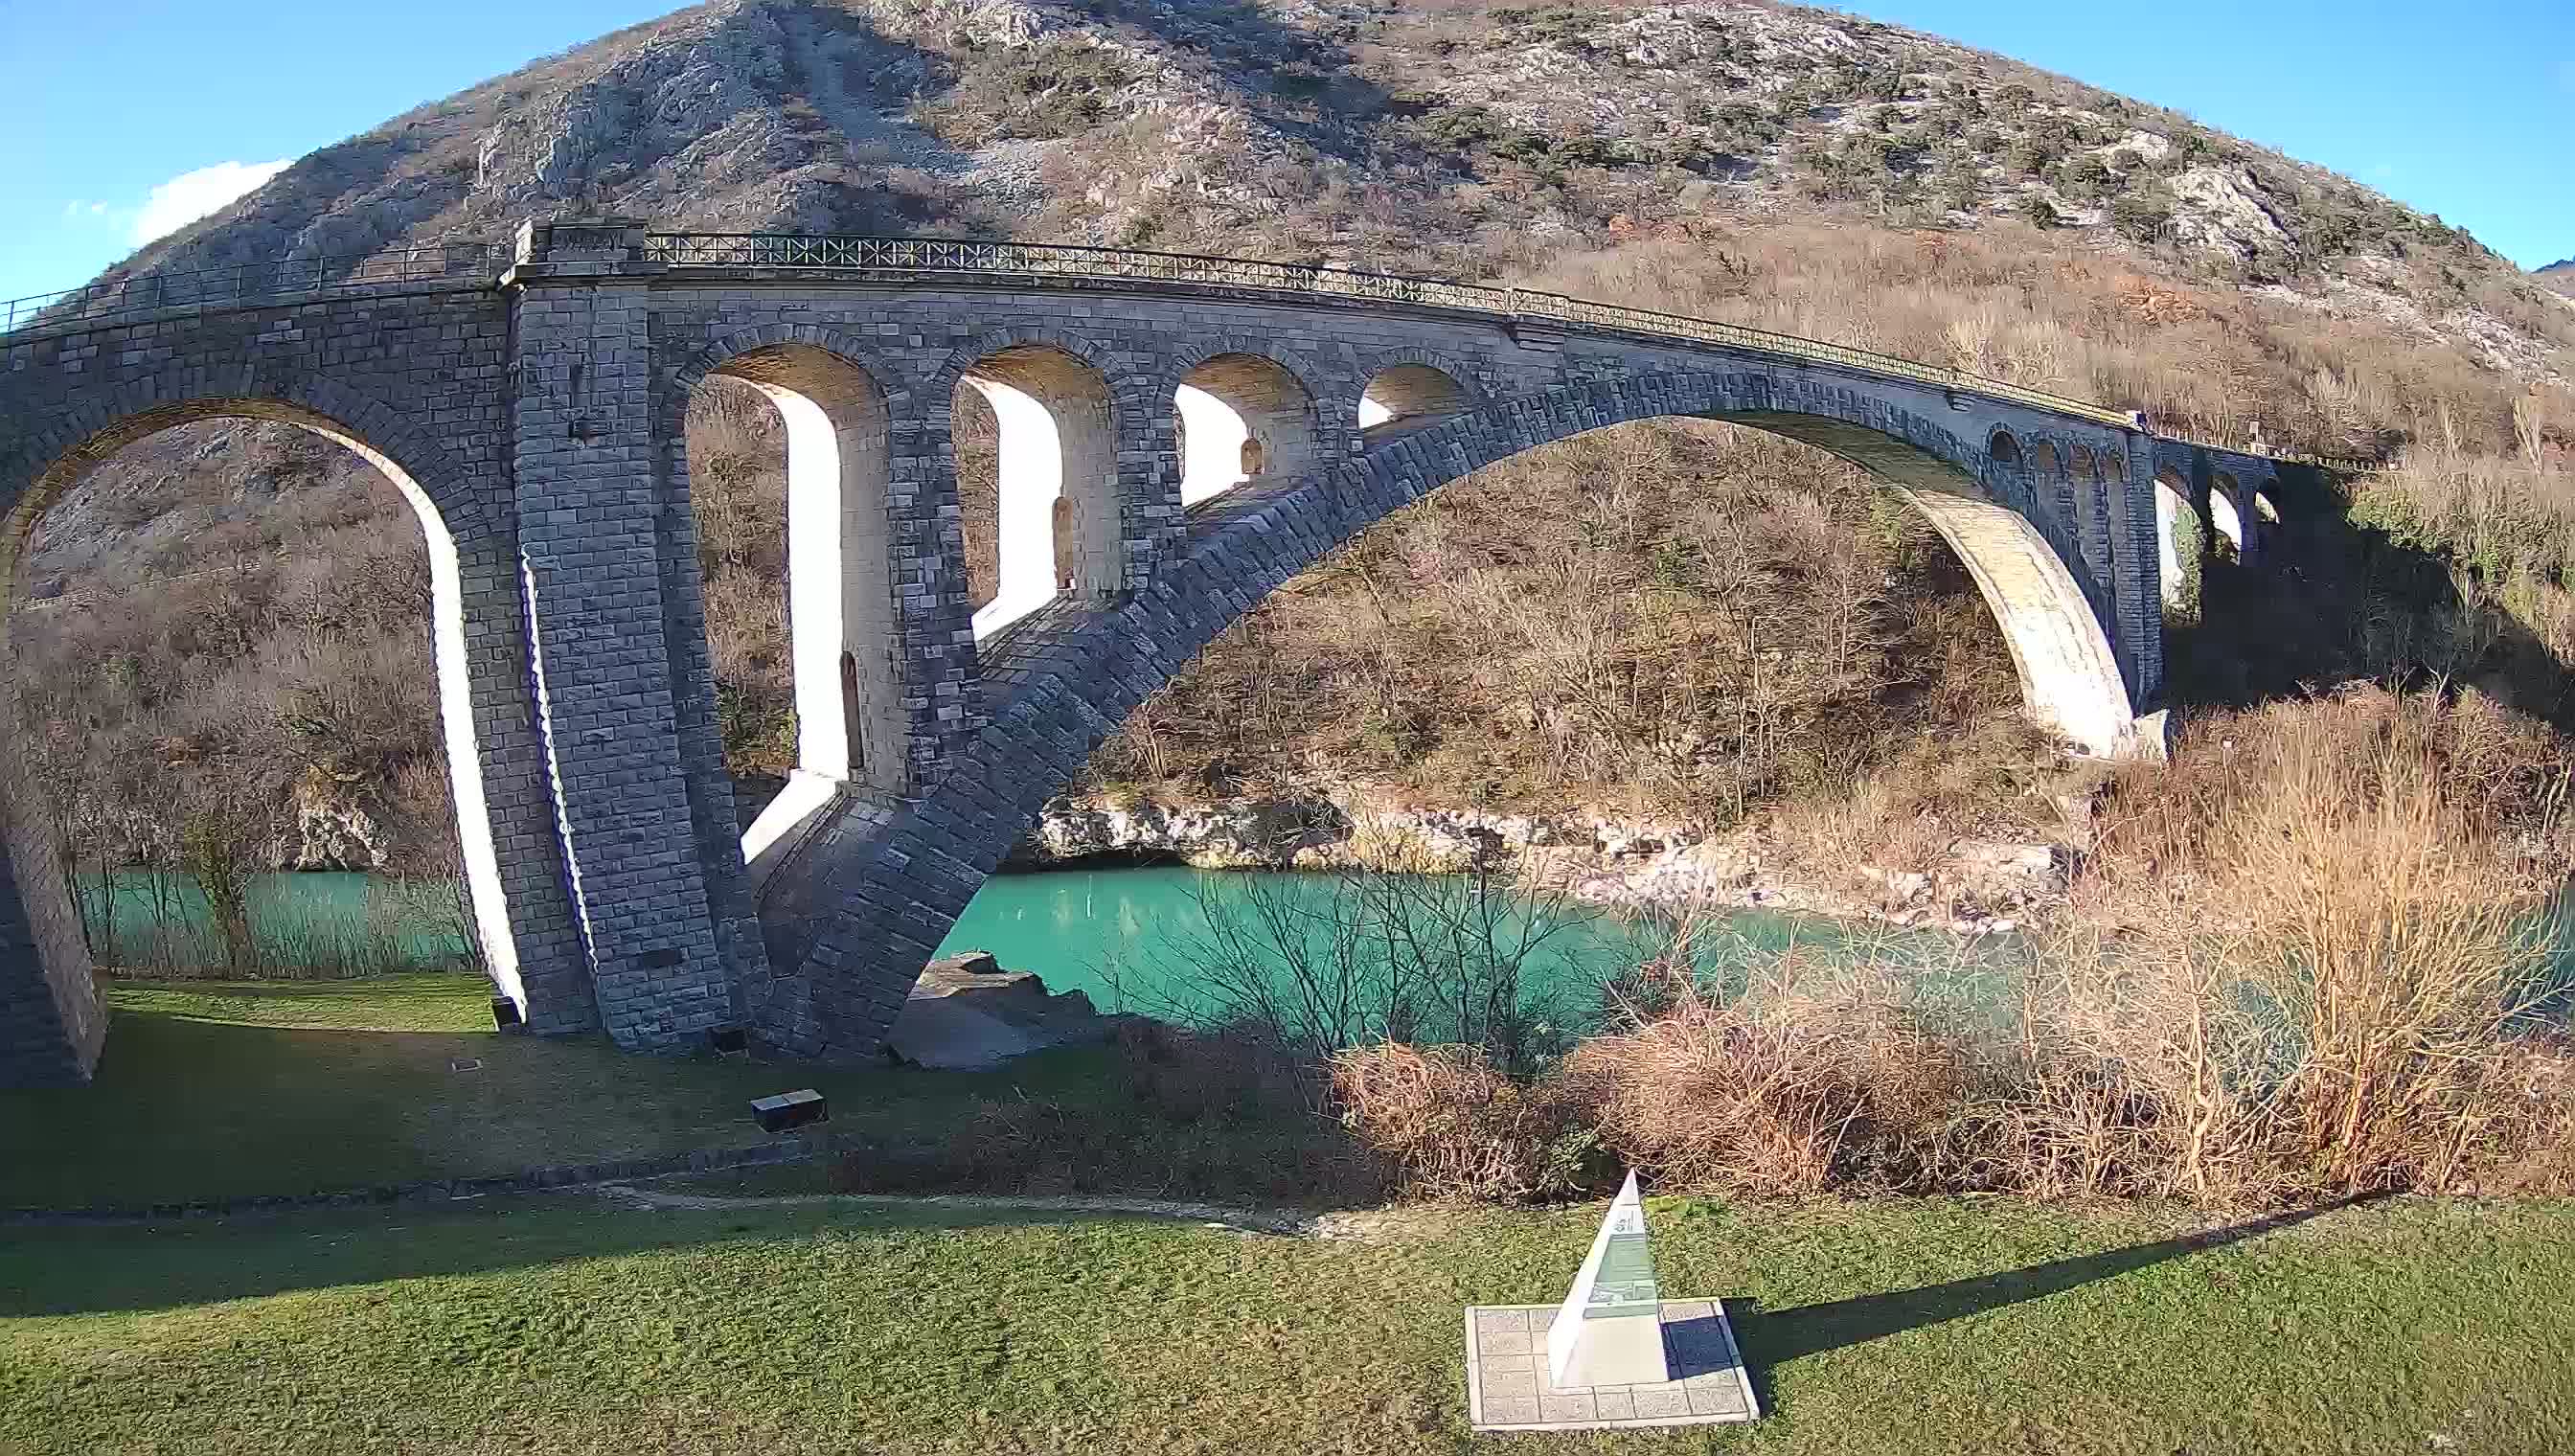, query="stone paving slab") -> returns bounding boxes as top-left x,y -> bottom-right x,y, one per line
1464,1301 -> 1761,1432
